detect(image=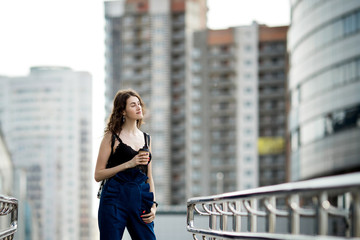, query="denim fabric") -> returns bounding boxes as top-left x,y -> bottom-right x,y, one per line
98,168 -> 156,240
